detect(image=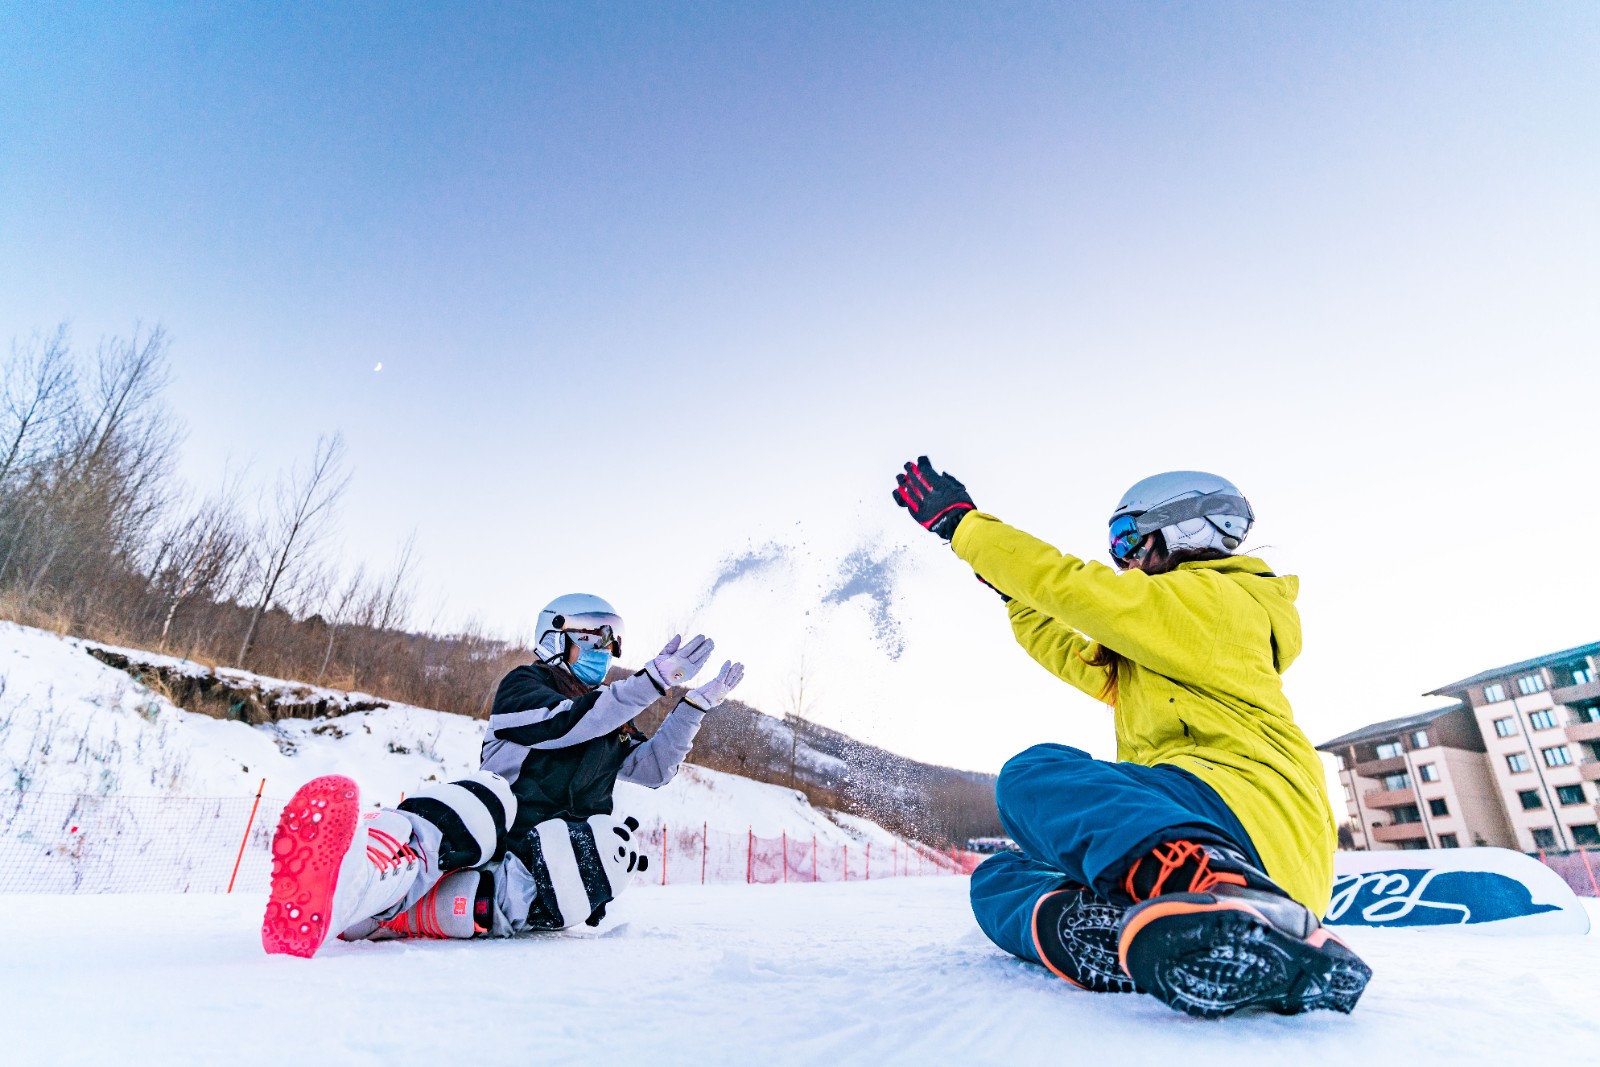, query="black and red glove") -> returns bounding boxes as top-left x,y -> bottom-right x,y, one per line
892,456 -> 976,541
